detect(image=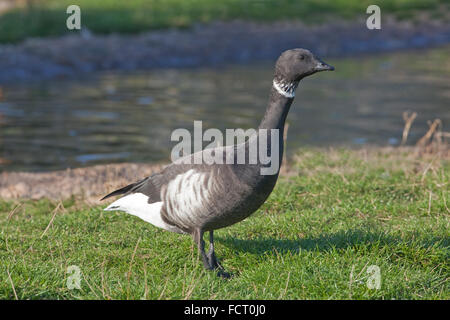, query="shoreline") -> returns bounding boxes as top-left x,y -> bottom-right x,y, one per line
1,18 -> 449,84
0,146 -> 447,201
